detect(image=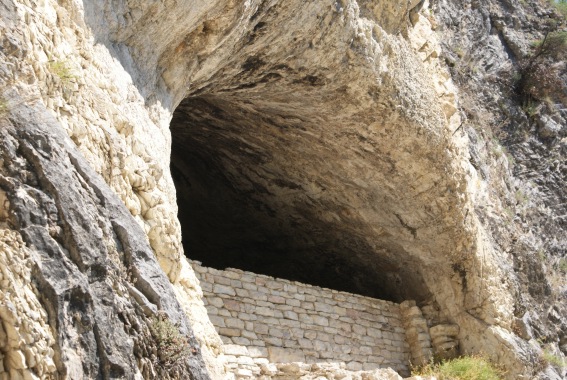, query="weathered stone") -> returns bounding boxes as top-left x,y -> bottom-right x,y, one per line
1,1 -> 565,380
267,347 -> 306,363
